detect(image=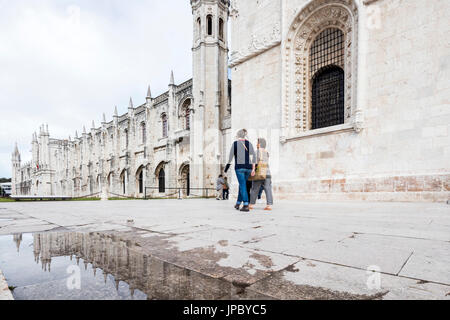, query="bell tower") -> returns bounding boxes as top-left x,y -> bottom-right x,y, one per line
11,143 -> 21,196
190,0 -> 230,192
